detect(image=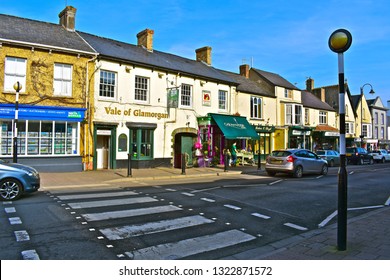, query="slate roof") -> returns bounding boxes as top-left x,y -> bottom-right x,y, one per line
217,70 -> 275,98
0,14 -> 96,54
301,90 -> 335,111
78,32 -> 237,85
251,68 -> 299,90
